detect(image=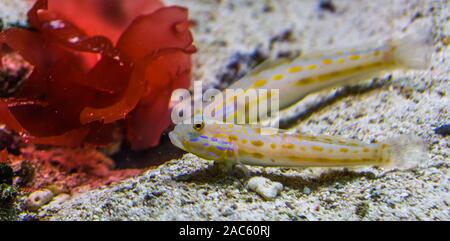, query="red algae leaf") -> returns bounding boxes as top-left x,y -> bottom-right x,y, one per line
0,28 -> 98,97
0,98 -> 49,137
80,55 -> 147,125
25,127 -> 90,147
32,56 -> 94,134
126,89 -> 173,150
0,28 -> 56,69
29,3 -> 134,95
0,100 -> 26,133
27,0 -> 47,29
84,55 -> 133,95
47,0 -> 164,44
0,98 -> 91,148
117,6 -> 195,62
144,49 -> 192,91
31,3 -> 119,68
126,49 -> 192,149
0,55 -> 95,144
1,0 -> 196,150
0,150 -> 8,162
36,9 -> 119,60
